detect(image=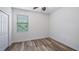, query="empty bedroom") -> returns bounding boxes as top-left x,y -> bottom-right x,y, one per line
0,7 -> 79,51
